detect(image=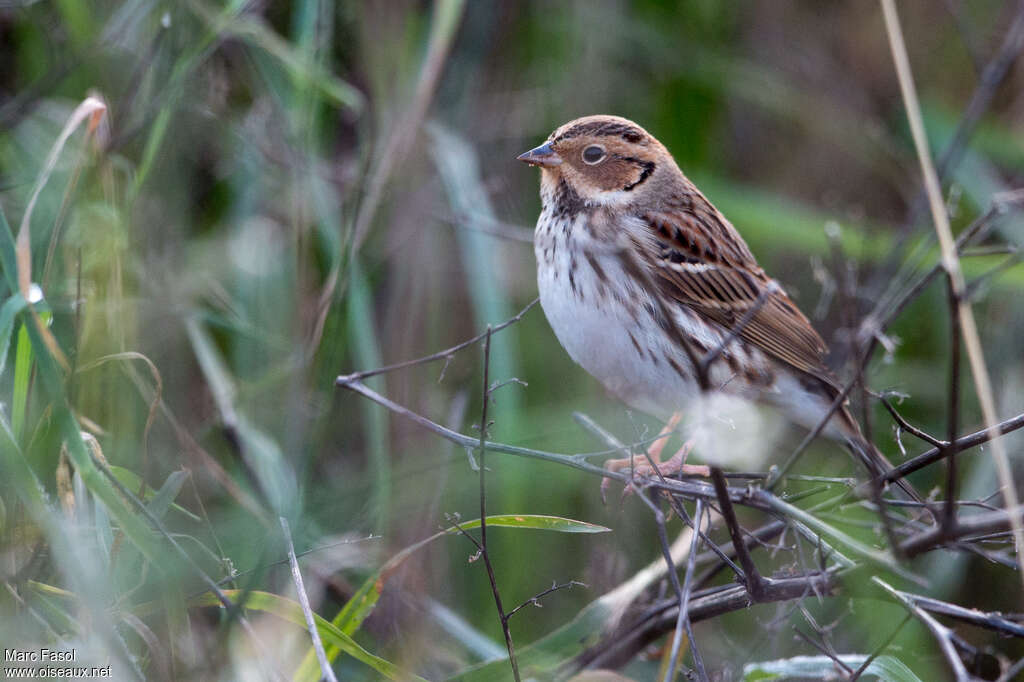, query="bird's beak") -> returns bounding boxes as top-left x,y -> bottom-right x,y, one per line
517,142 -> 562,168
